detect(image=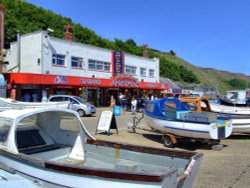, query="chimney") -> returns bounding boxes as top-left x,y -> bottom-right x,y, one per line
143,43 -> 148,58
64,25 -> 73,41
